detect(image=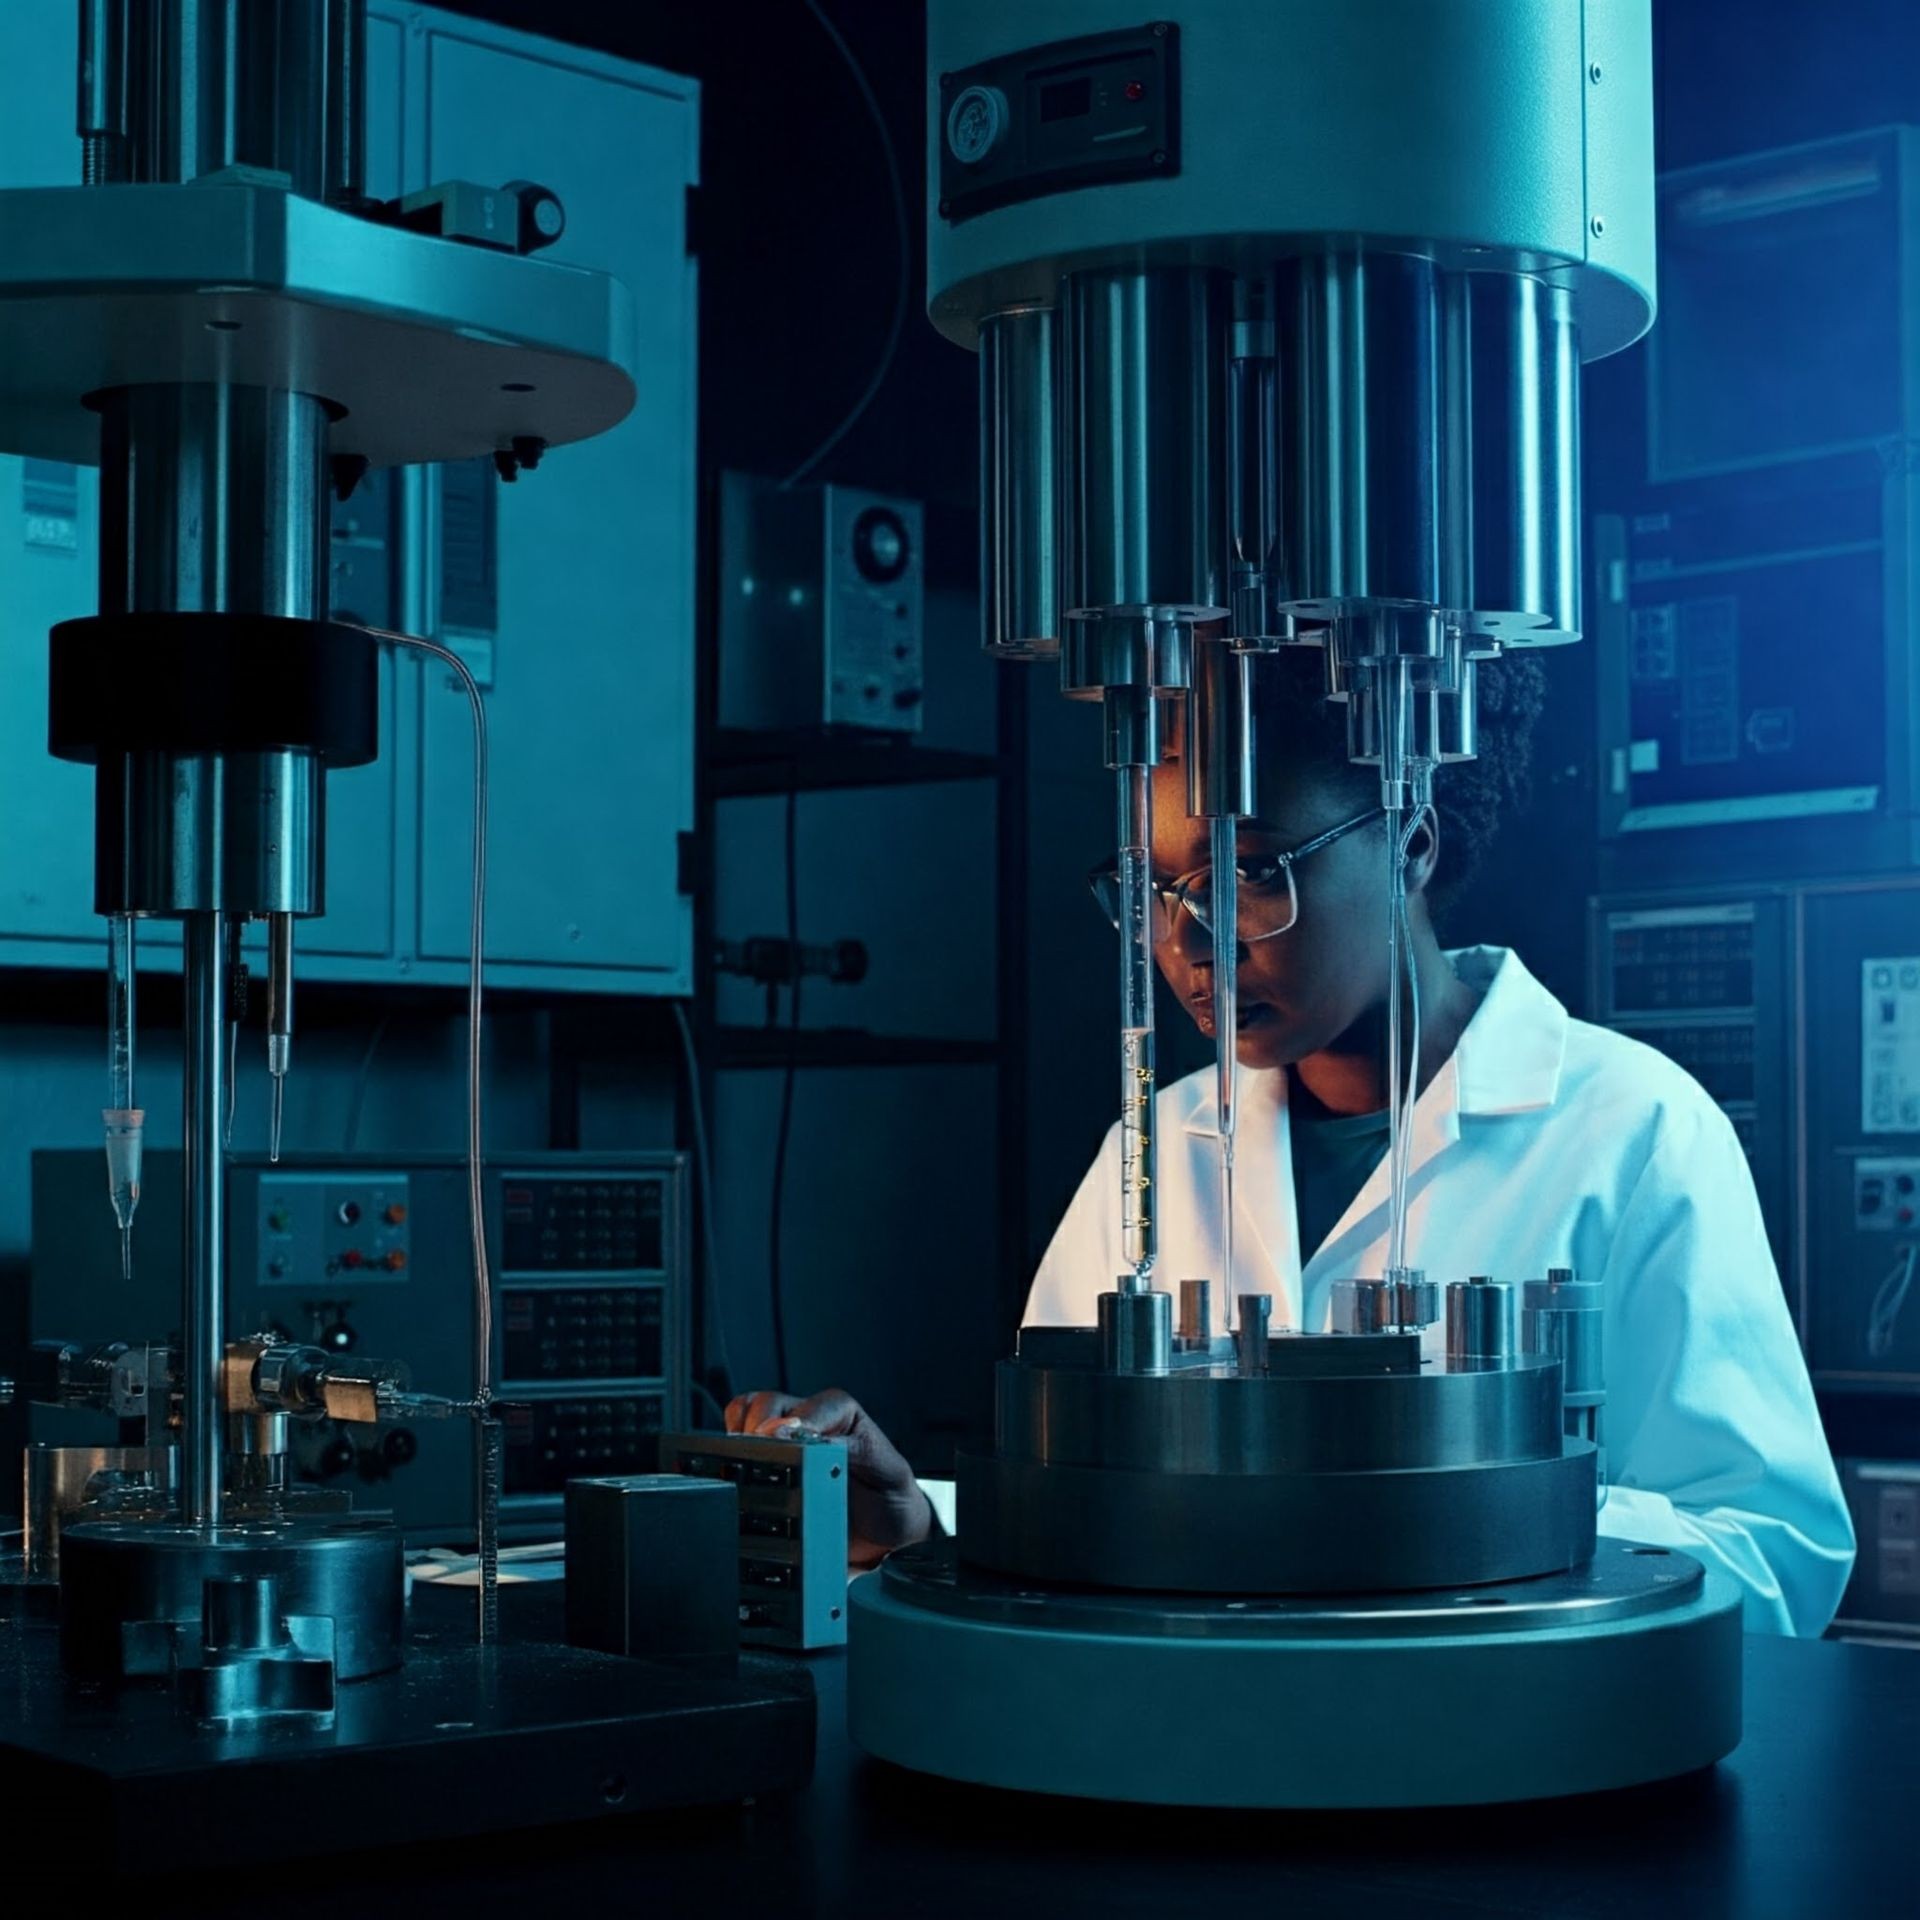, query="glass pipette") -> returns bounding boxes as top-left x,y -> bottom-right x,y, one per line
267,911 -> 293,1162
1211,815 -> 1238,1312
103,914 -> 142,1281
1116,763 -> 1157,1288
